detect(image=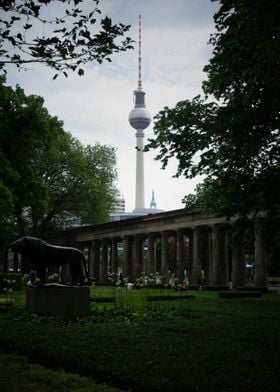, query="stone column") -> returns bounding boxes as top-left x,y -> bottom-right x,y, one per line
231,221 -> 246,288
211,225 -> 229,286
147,233 -> 156,275
220,226 -> 229,286
87,245 -> 93,280
61,263 -> 71,283
111,238 -> 119,276
254,219 -> 267,287
176,230 -> 185,282
123,236 -> 133,279
211,225 -> 219,285
203,230 -> 212,285
191,227 -> 203,284
93,239 -> 101,282
107,239 -> 112,273
100,239 -> 109,282
185,233 -> 193,281
134,234 -> 144,280
160,231 -> 169,279
13,251 -> 19,273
